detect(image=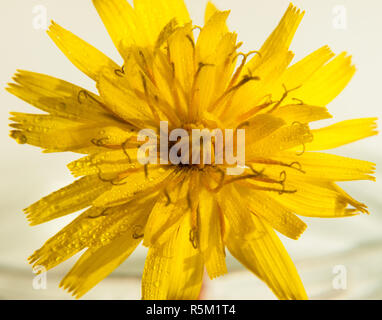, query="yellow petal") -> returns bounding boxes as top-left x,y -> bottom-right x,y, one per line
92,0 -> 148,58
150,30 -> 191,120
59,194 -> 158,298
10,112 -> 80,133
267,177 -> 369,217
29,207 -> 106,270
7,70 -> 115,122
244,188 -> 307,240
278,46 -> 335,99
228,50 -> 294,124
244,114 -> 285,141
197,4 -> 235,115
227,215 -> 308,300
97,68 -> 157,128
327,181 -> 370,214
93,167 -> 176,207
245,4 -> 304,72
199,189 -> 227,279
68,149 -> 139,178
61,230 -> 140,298
47,22 -> 119,81
217,184 -> 257,238
246,121 -> 313,159
275,151 -> 376,182
204,2 -> 227,30
10,119 -> 132,153
133,0 -> 191,46
195,32 -> 238,116
291,52 -> 356,106
229,4 -> 304,121
272,104 -> 332,124
30,193 -> 156,282
142,213 -> 204,300
24,175 -> 112,225
167,24 -> 196,99
196,10 -> 230,64
143,175 -> 188,247
306,118 -> 378,151
89,194 -> 159,248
